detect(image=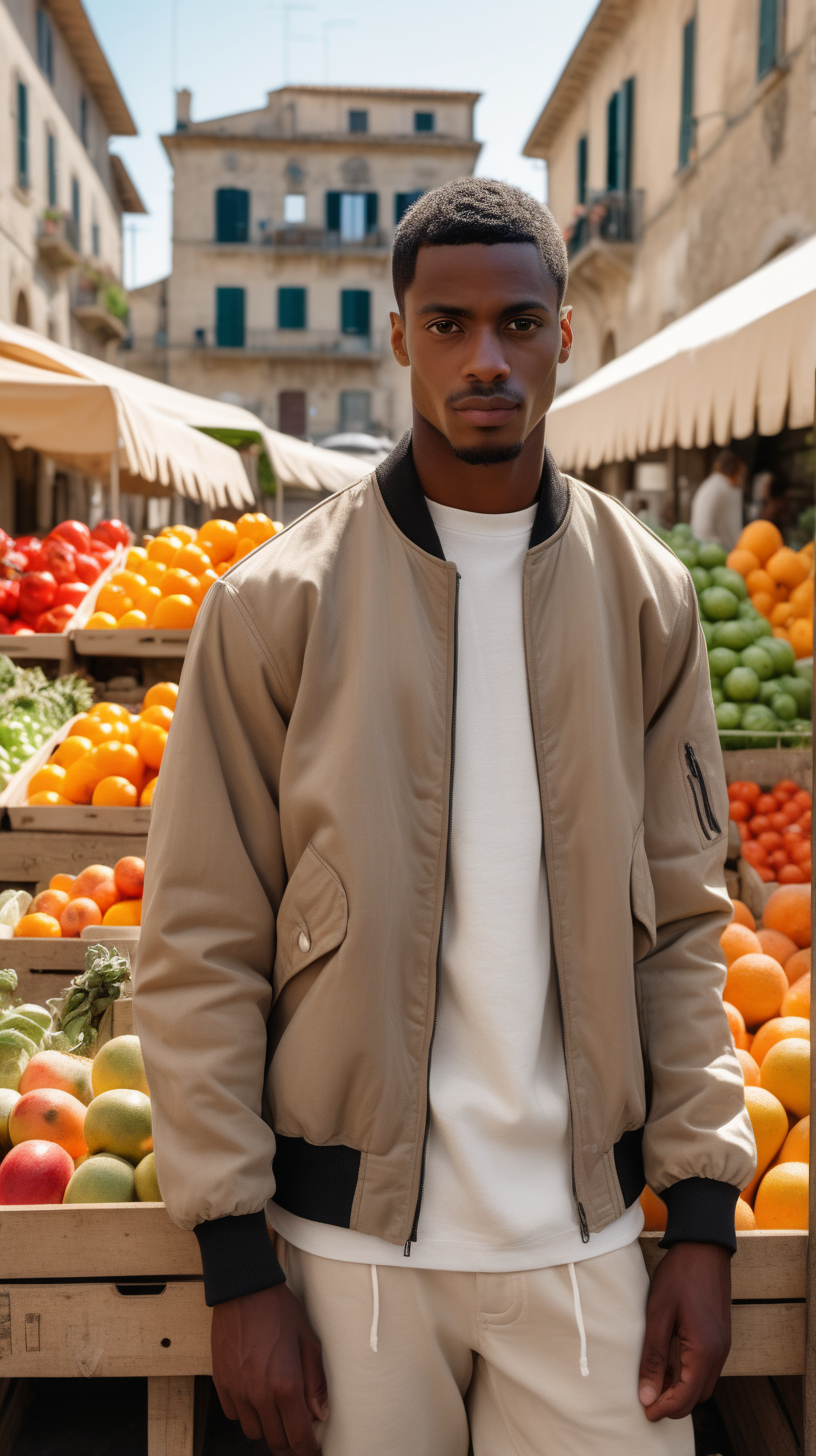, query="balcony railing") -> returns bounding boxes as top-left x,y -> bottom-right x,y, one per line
72,274 -> 130,343
214,227 -> 389,252
191,327 -> 383,356
36,210 -> 80,270
565,189 -> 644,260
